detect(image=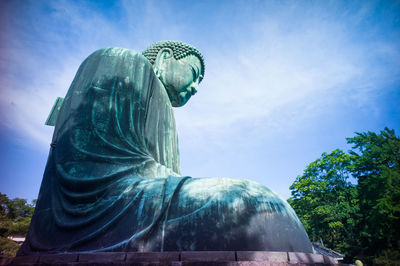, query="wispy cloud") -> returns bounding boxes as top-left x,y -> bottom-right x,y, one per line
175,1 -> 400,143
